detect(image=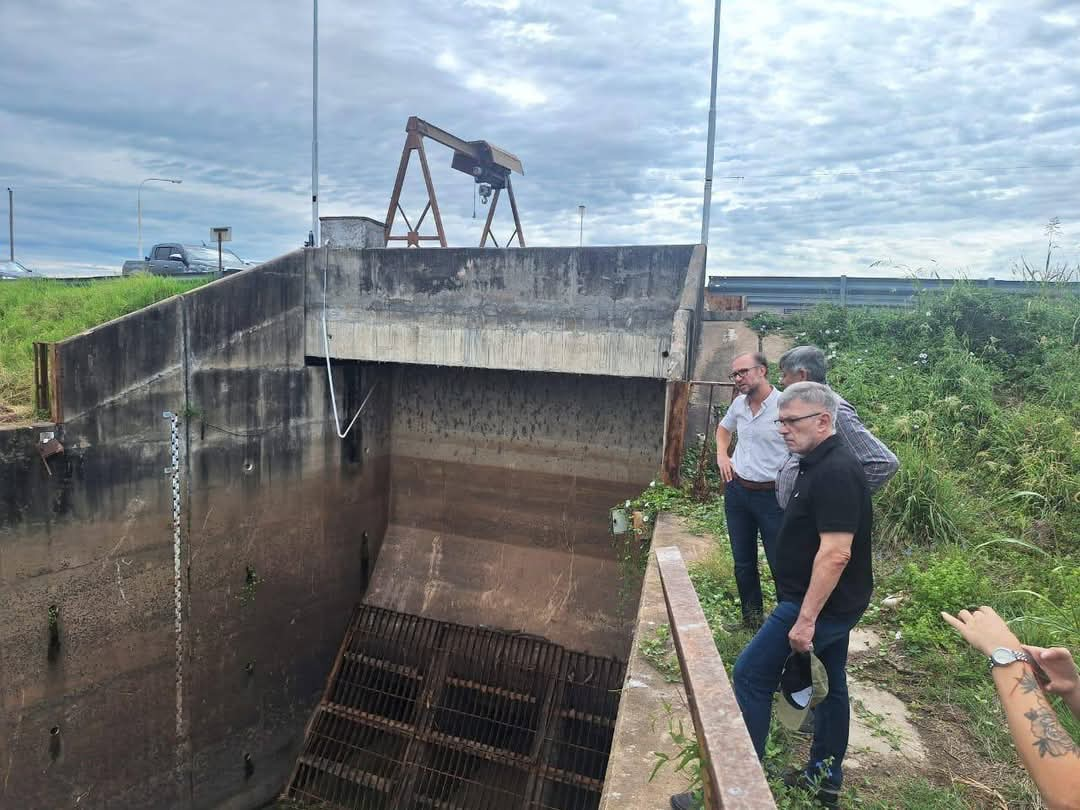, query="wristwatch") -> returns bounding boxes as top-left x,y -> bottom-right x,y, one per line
988,647 -> 1032,671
